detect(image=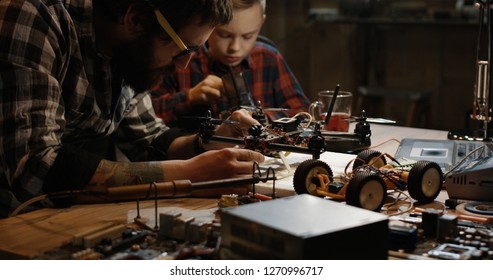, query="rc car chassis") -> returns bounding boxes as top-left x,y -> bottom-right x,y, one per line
293,149 -> 444,211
